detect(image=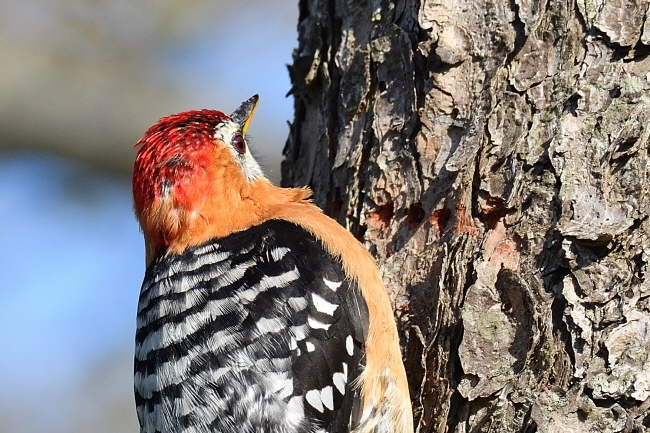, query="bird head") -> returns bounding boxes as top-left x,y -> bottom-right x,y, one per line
132,95 -> 307,263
